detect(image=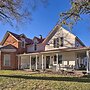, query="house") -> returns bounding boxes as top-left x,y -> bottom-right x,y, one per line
0,25 -> 90,72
